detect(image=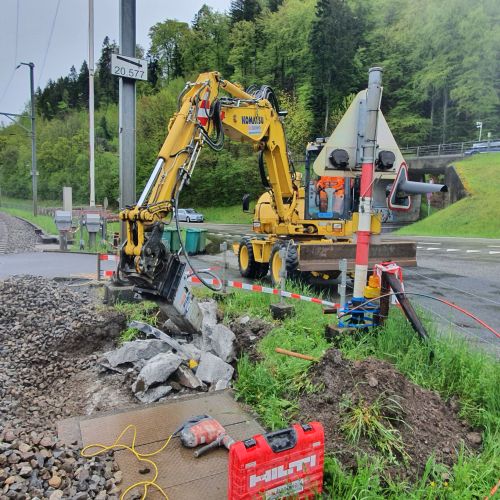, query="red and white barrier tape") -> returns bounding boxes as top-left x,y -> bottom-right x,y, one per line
188,276 -> 339,308
99,254 -> 119,261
